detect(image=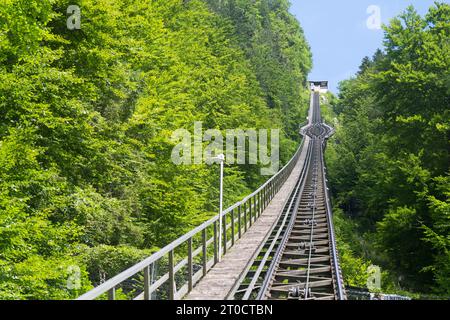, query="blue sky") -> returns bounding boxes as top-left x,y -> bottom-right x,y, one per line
290,0 -> 442,93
